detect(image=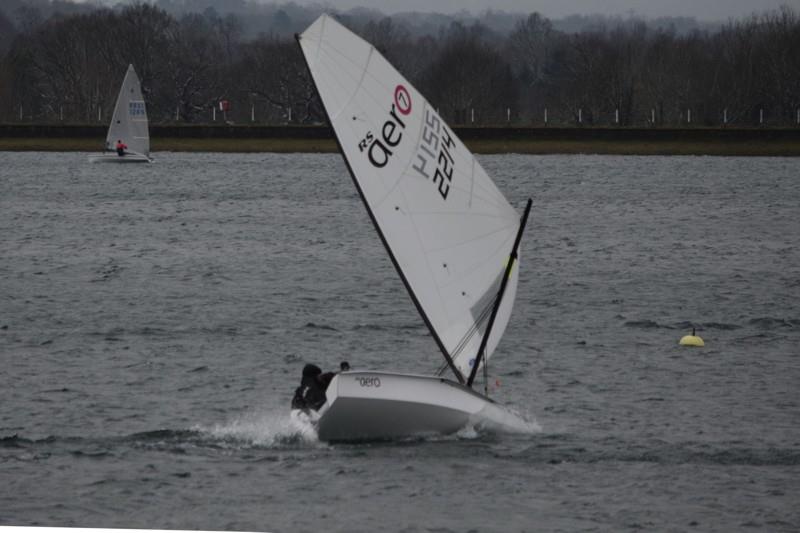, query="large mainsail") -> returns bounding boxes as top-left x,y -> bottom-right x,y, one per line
106,64 -> 149,156
298,15 -> 522,381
